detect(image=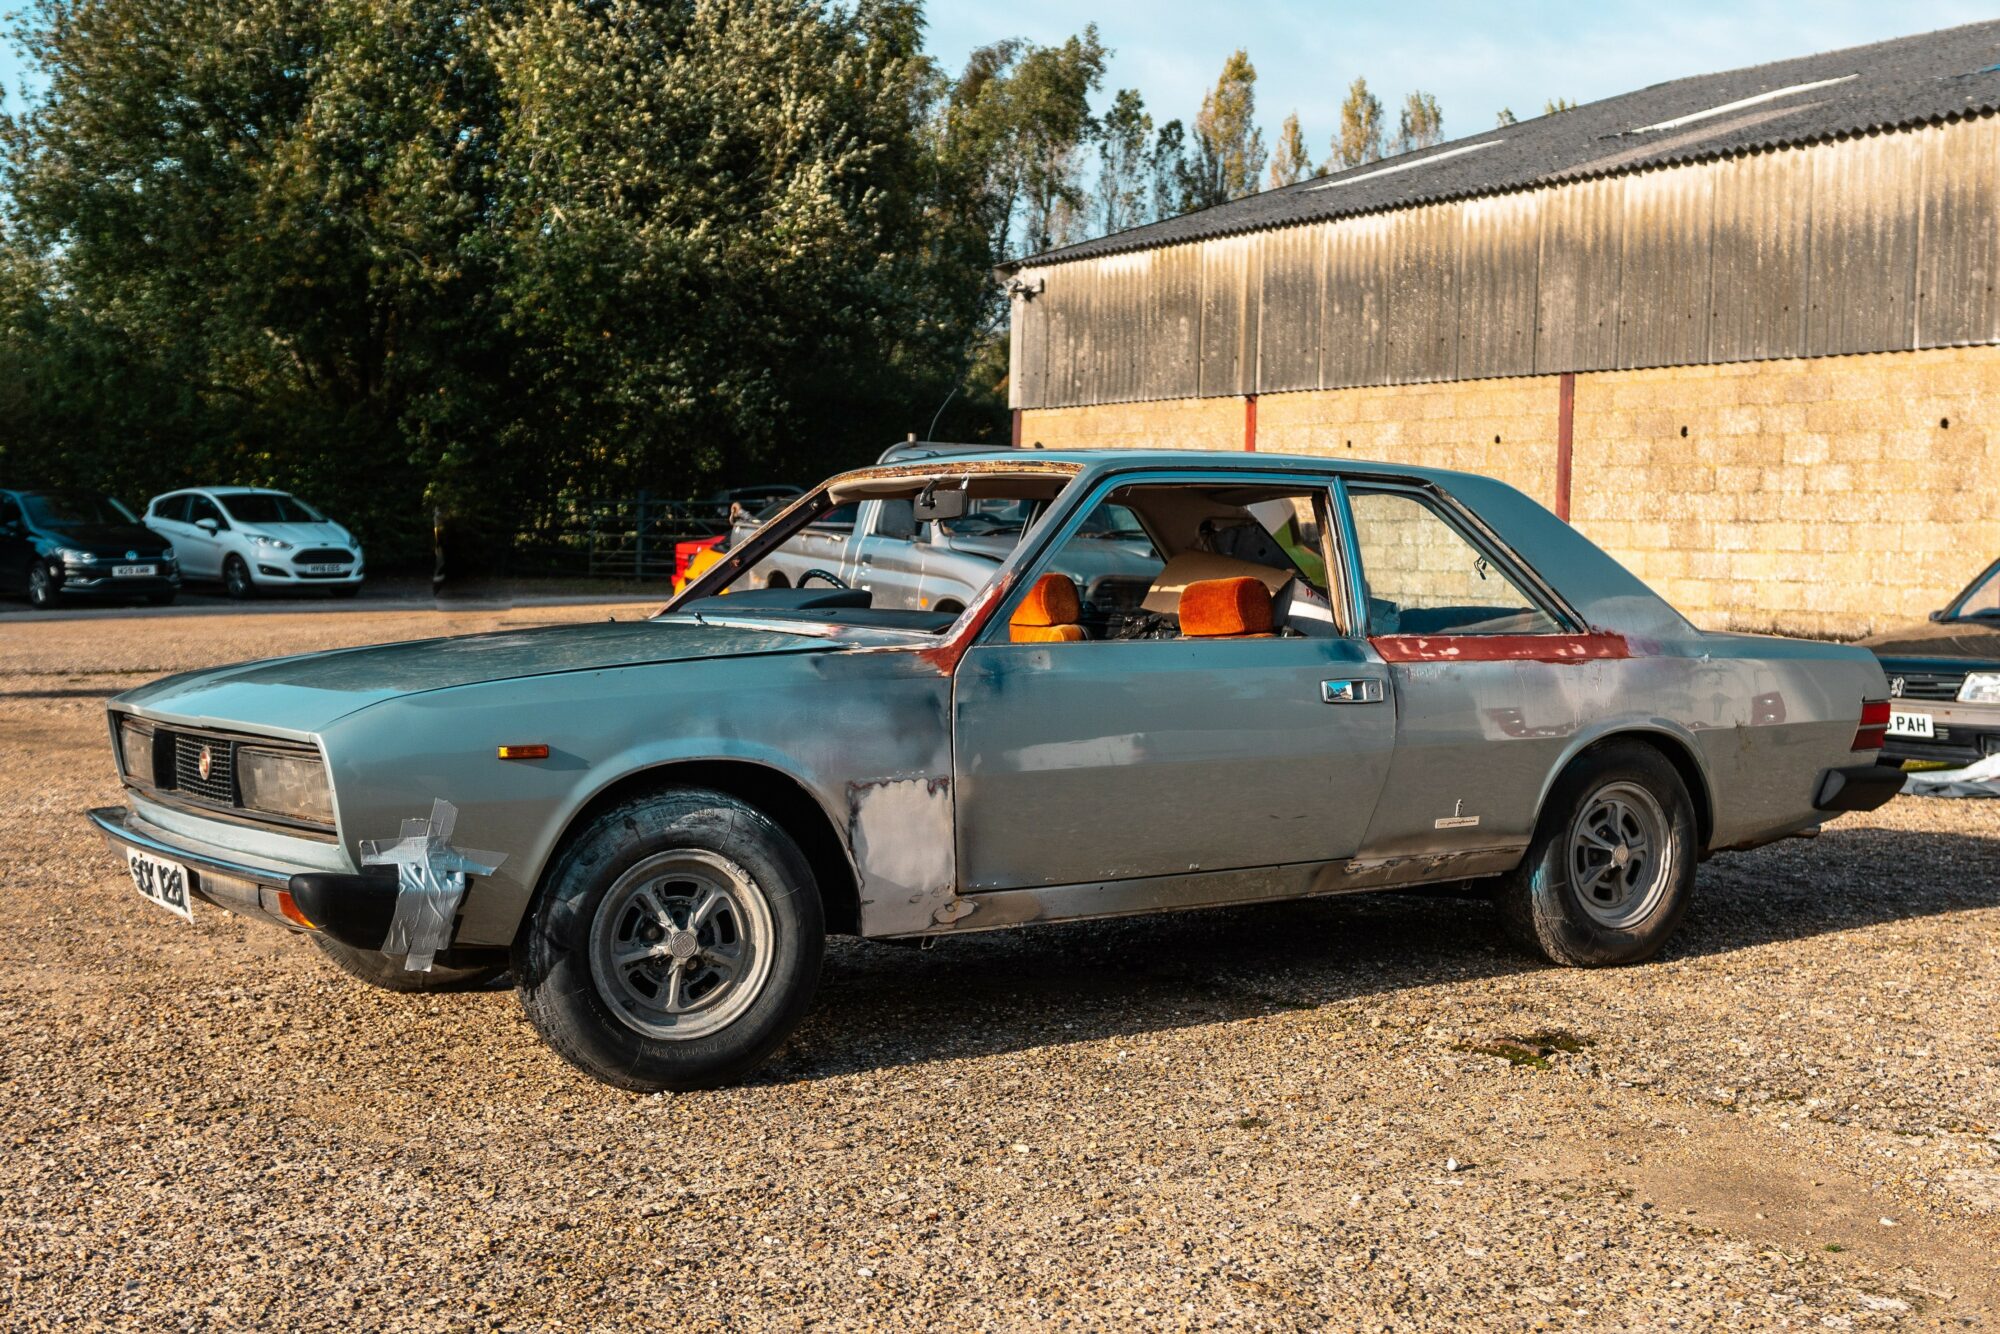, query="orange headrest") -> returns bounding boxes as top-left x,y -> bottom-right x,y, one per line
1180,576 -> 1274,638
1012,573 -> 1080,627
